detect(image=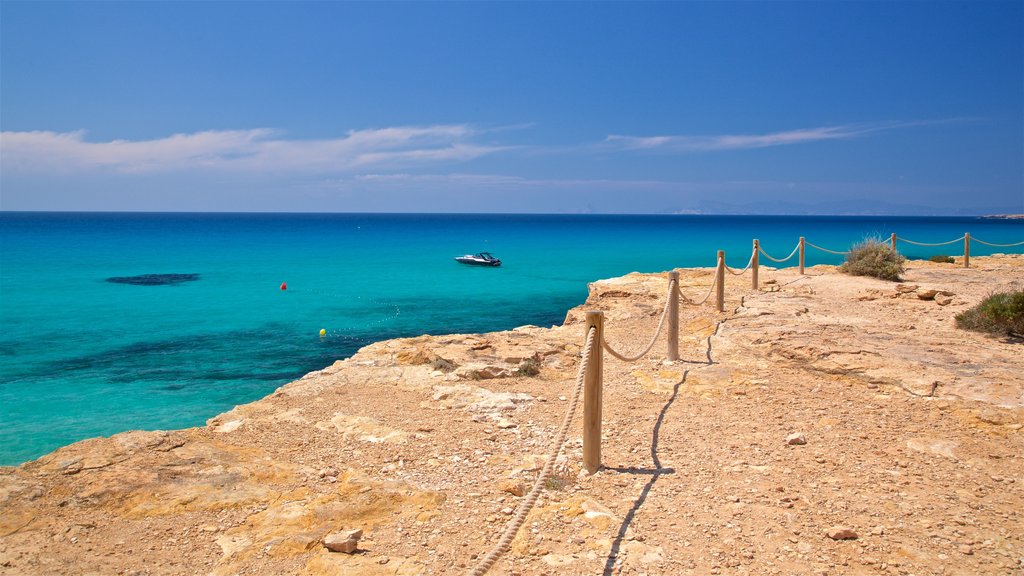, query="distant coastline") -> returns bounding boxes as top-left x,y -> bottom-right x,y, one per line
982,214 -> 1024,220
